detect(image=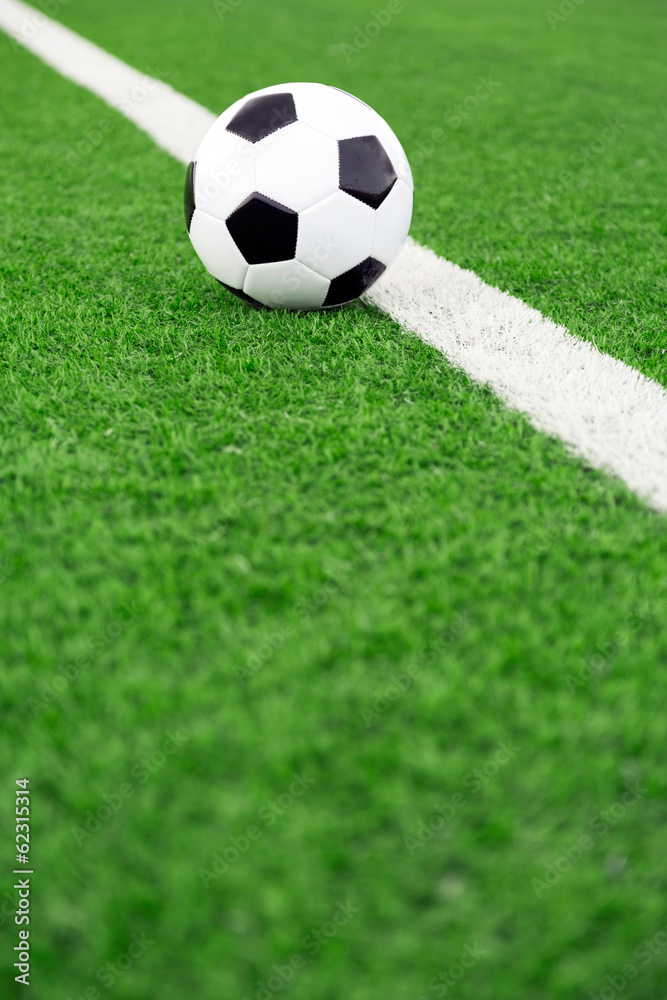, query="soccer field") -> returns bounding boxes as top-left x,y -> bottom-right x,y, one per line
1,1 -> 667,997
